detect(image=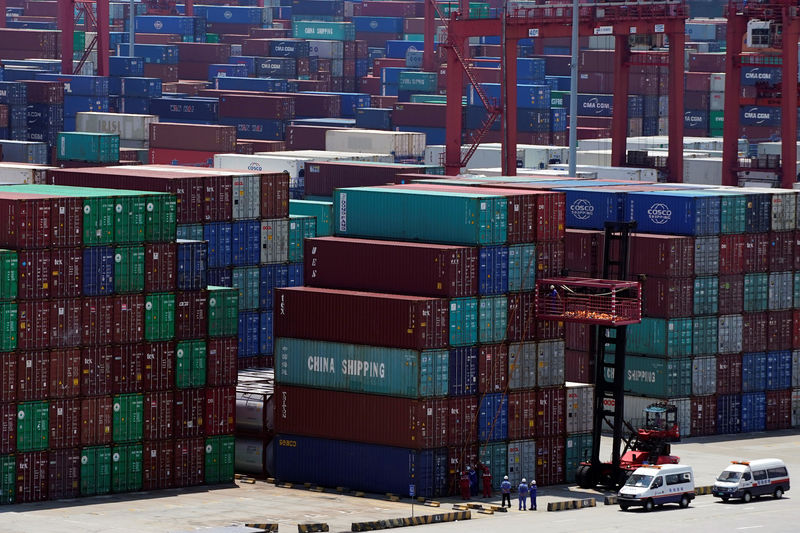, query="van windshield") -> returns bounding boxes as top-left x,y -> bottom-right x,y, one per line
625,474 -> 654,488
717,470 -> 741,482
